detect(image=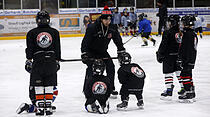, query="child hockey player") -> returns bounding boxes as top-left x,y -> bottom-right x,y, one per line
25,10 -> 61,116
84,59 -> 111,114
128,7 -> 137,36
156,15 -> 184,101
117,52 -> 145,110
194,12 -> 204,39
178,15 -> 197,103
121,11 -> 129,36
135,13 -> 156,46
